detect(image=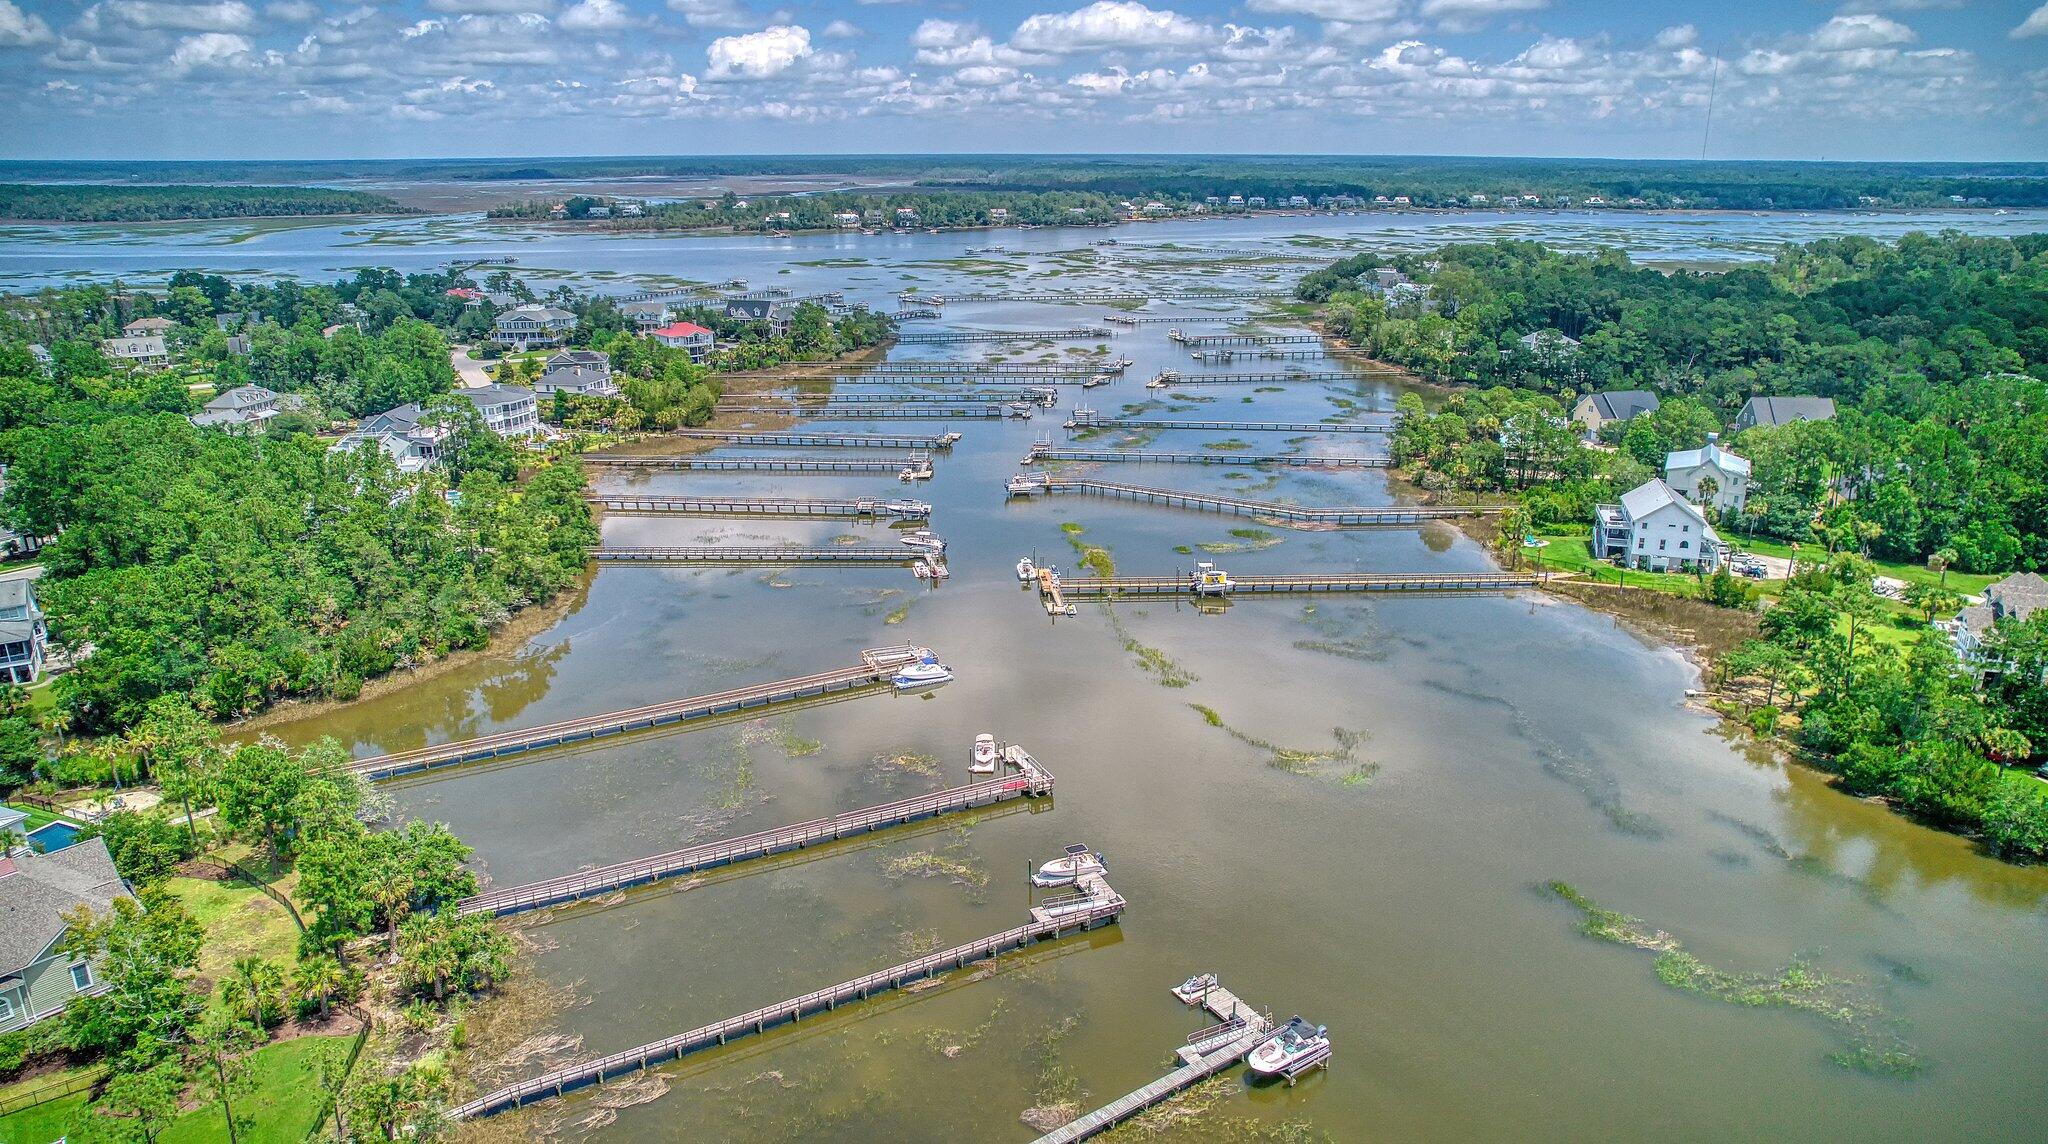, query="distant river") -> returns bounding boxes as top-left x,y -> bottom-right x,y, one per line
77,207 -> 2048,1141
